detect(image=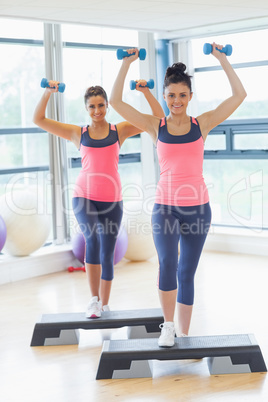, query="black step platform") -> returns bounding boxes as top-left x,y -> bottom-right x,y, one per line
30,308 -> 163,346
96,333 -> 267,379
